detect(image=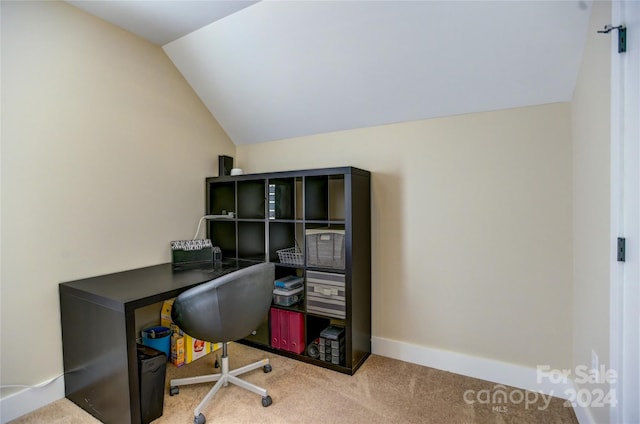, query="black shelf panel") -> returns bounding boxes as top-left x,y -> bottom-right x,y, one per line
236,339 -> 366,376
267,219 -> 301,224
270,261 -> 303,270
304,220 -> 346,225
304,266 -> 346,274
237,254 -> 267,263
270,302 -> 305,314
